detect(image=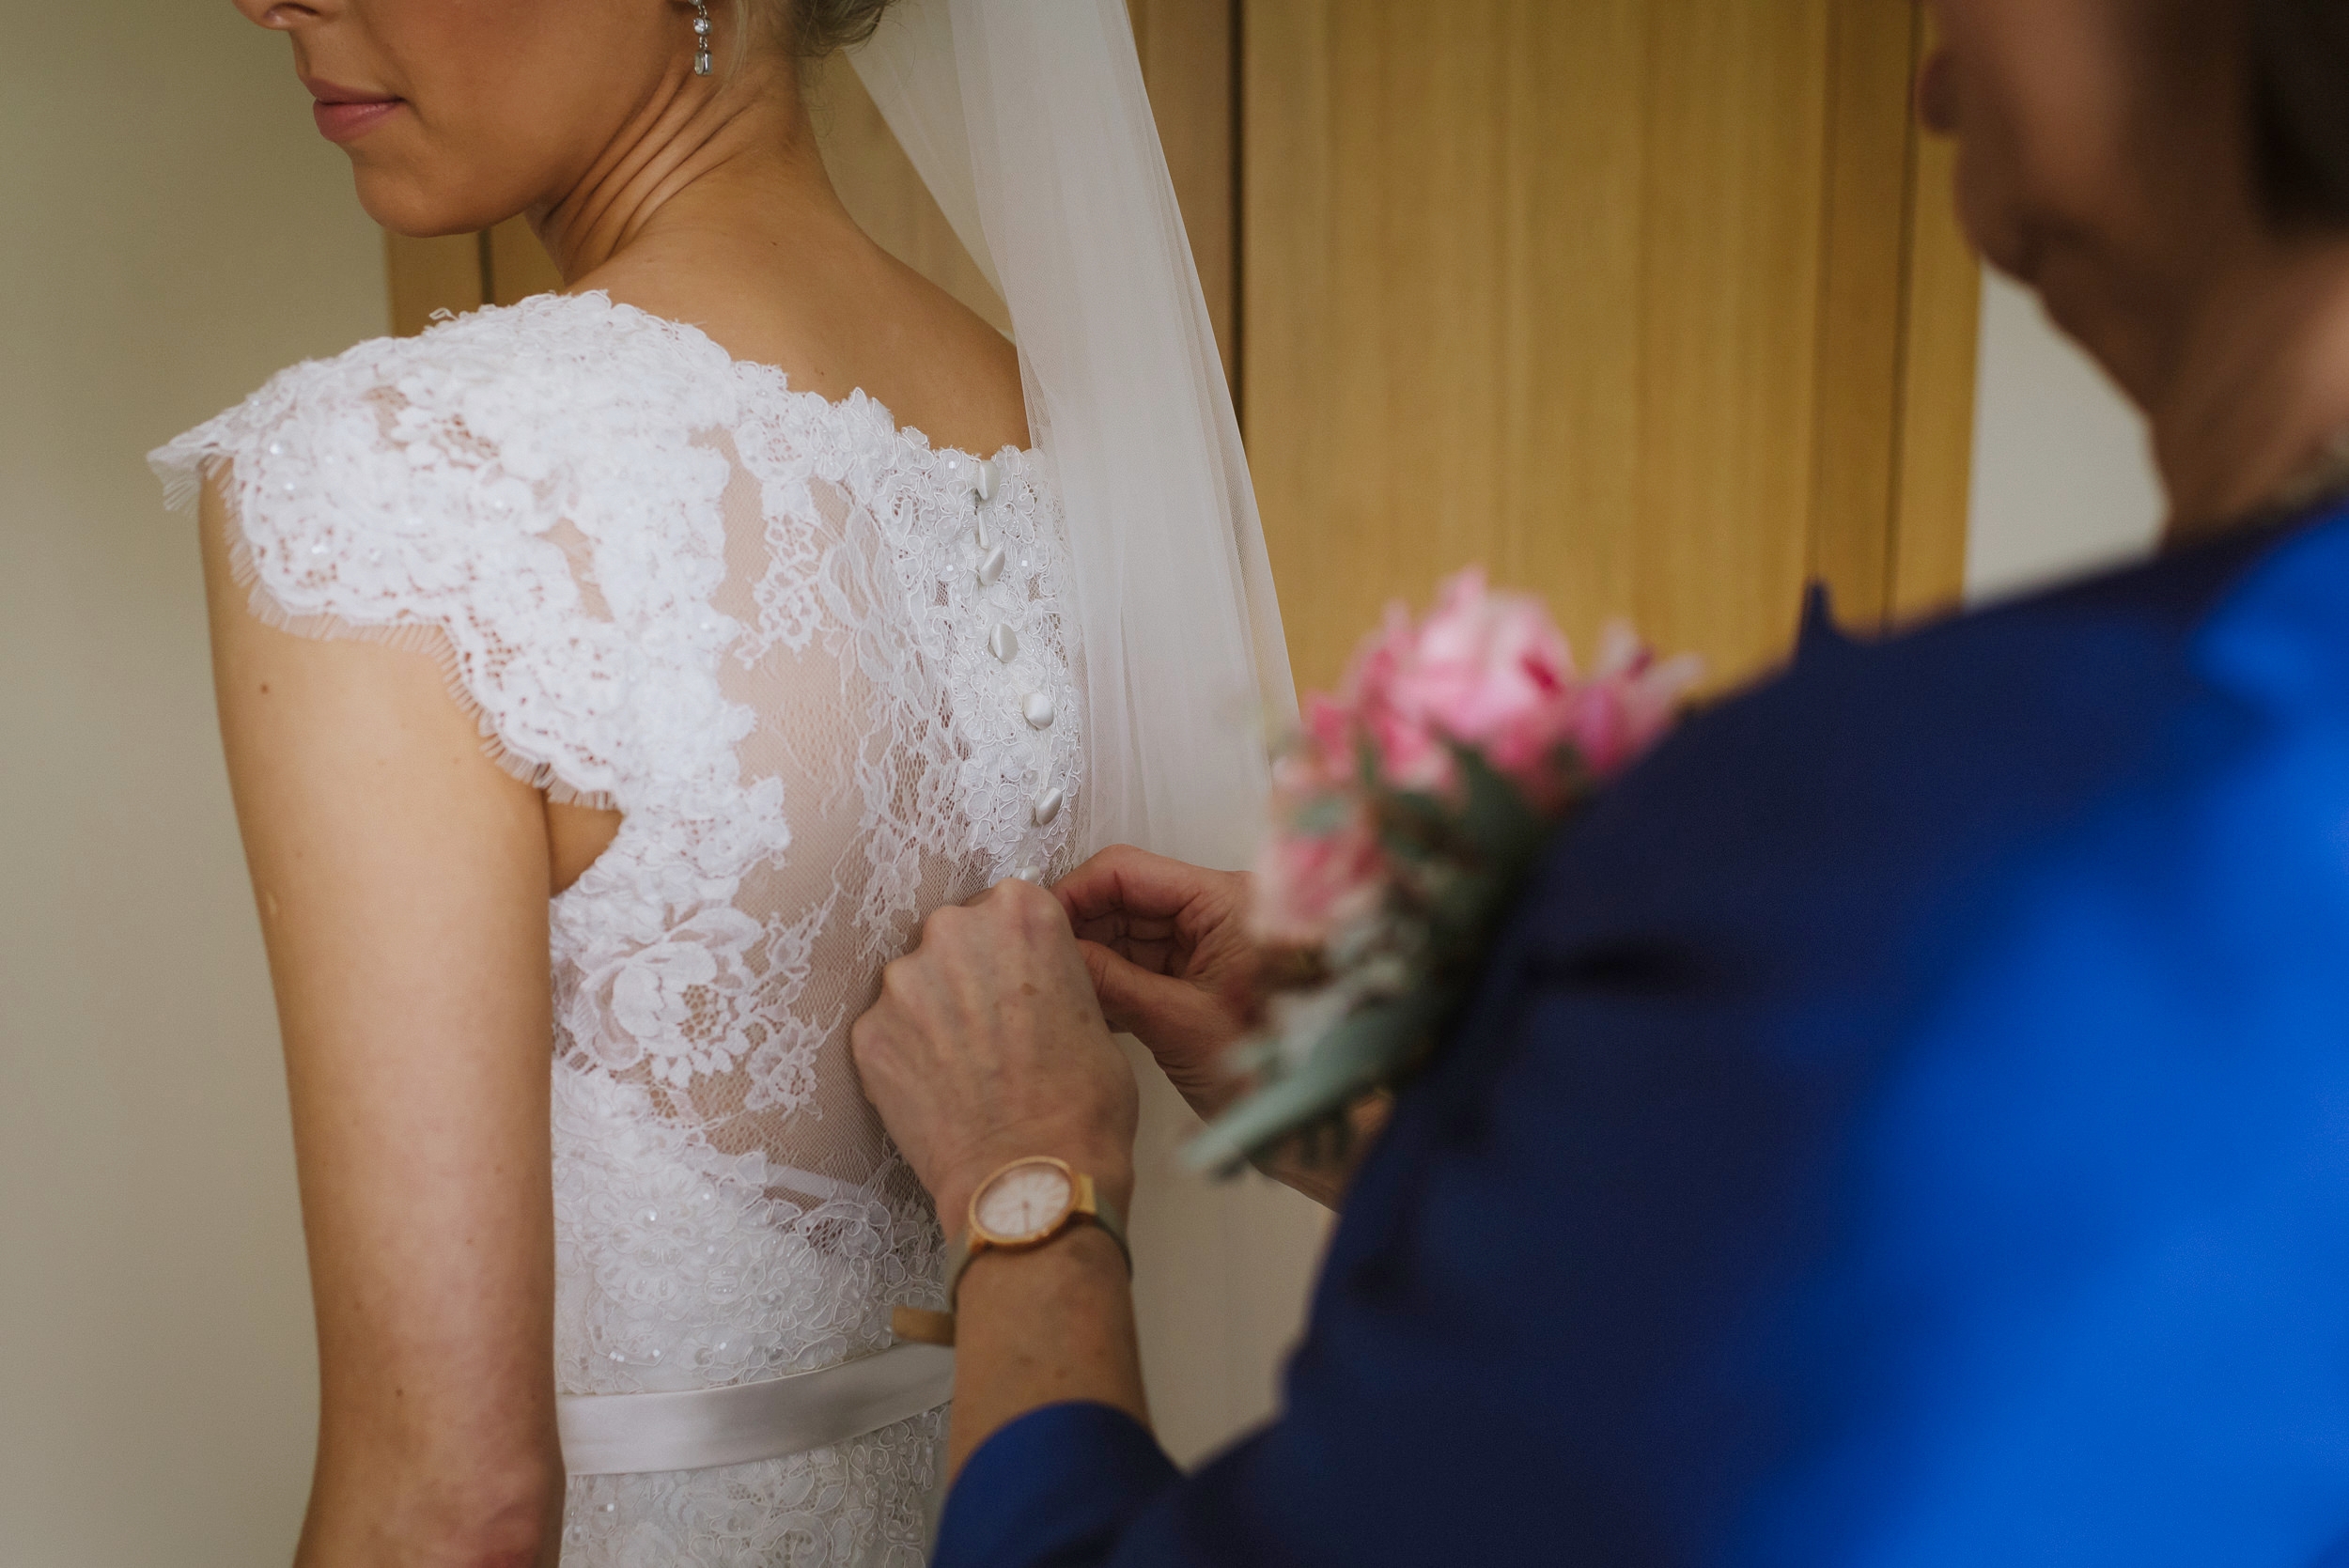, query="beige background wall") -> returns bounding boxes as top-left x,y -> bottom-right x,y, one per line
0,4 -> 385,1563
1967,272 -> 2166,598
